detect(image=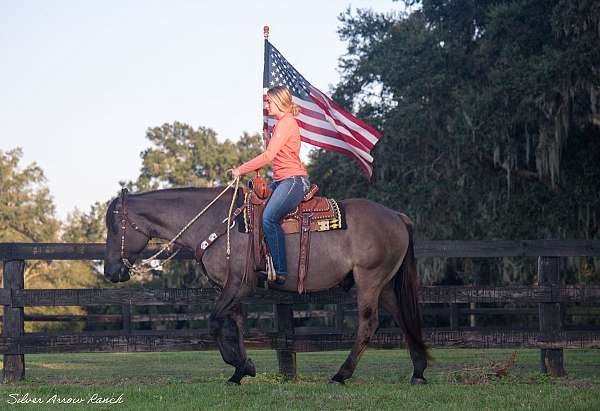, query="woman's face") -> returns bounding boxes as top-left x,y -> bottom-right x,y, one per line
266,97 -> 284,118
